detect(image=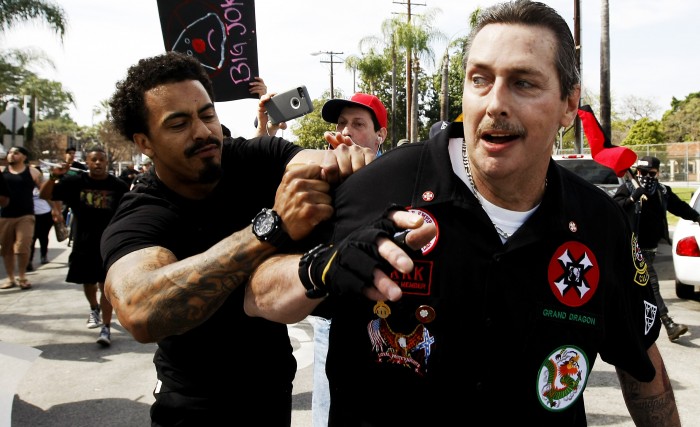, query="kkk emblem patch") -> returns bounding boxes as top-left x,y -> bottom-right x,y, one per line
548,241 -> 600,308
